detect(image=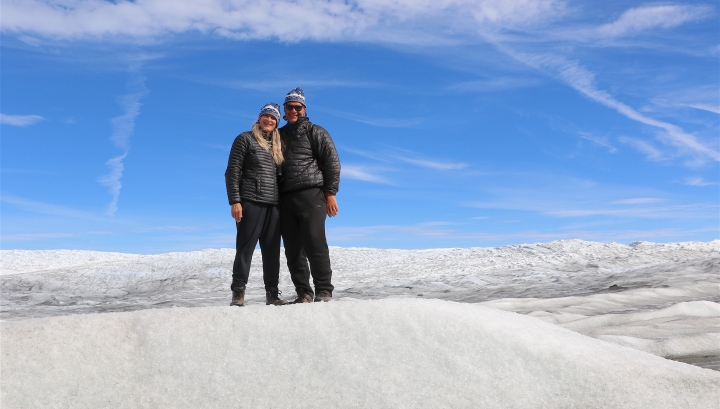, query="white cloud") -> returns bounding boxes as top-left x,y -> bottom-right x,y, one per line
447,77 -> 541,92
579,133 -> 617,153
98,153 -> 128,217
395,156 -> 468,170
2,232 -> 74,241
323,110 -> 423,128
199,78 -> 383,92
611,198 -> 664,205
0,114 -> 44,126
342,165 -> 392,184
98,76 -> 148,216
0,0 -> 564,40
328,223 -> 715,244
618,136 -> 665,161
544,204 -> 715,218
110,92 -> 144,150
597,5 -> 713,38
18,35 -> 41,46
1,195 -> 101,219
495,48 -> 720,164
684,177 -> 718,187
685,104 -> 720,115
